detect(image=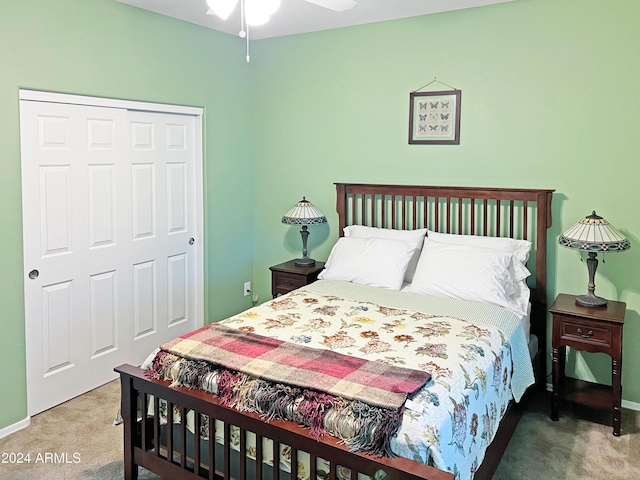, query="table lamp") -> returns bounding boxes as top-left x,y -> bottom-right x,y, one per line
558,211 -> 630,306
282,197 -> 327,266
